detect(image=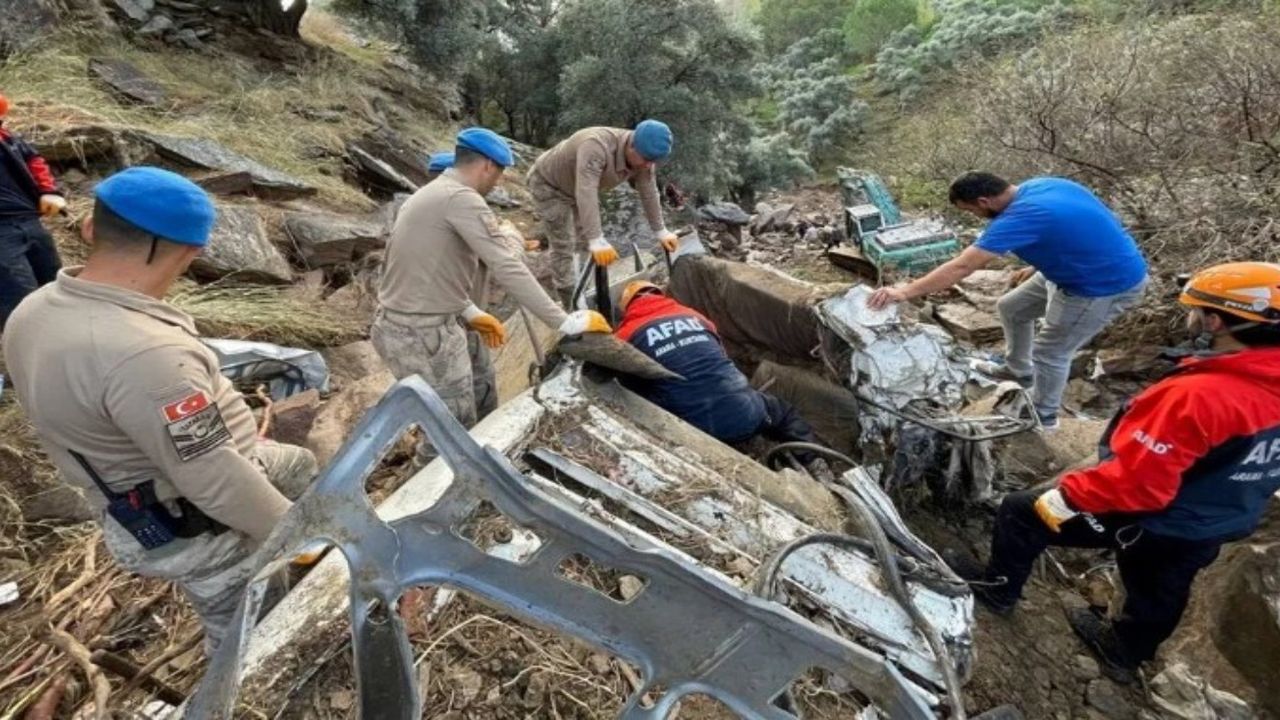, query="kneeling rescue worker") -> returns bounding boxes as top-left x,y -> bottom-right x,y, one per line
2,167 -> 319,652
614,281 -> 829,475
950,262 -> 1280,683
